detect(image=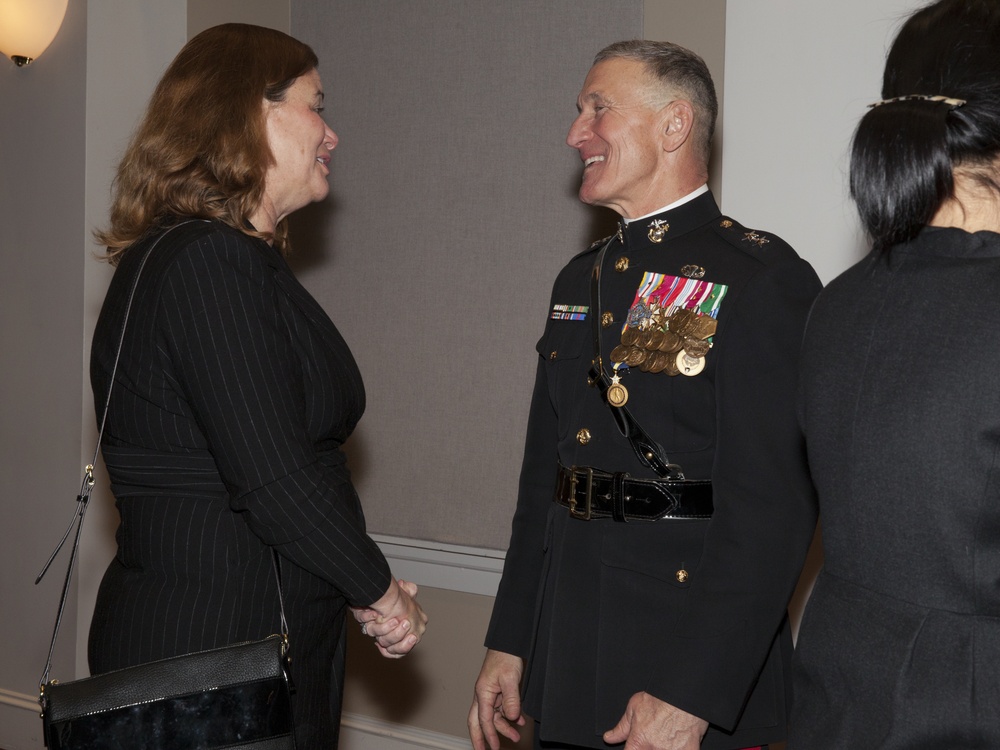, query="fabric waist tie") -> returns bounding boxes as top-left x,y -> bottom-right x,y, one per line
102,445 -> 227,497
